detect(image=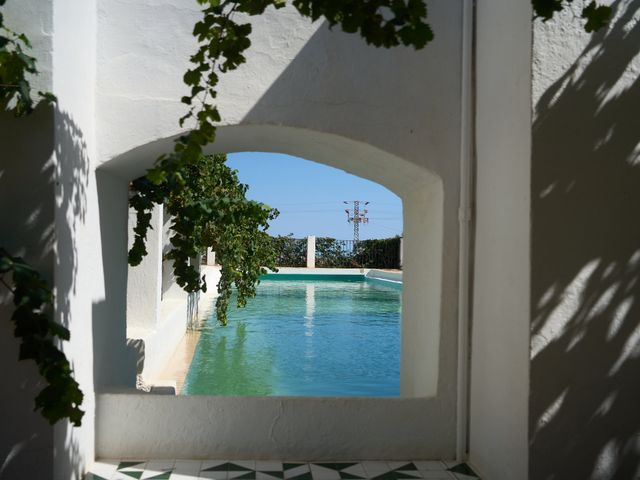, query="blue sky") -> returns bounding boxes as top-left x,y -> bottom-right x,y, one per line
227,152 -> 403,240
